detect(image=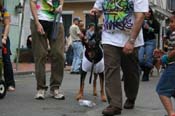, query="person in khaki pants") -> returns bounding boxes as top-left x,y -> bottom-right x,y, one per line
30,0 -> 65,100
90,0 -> 149,115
